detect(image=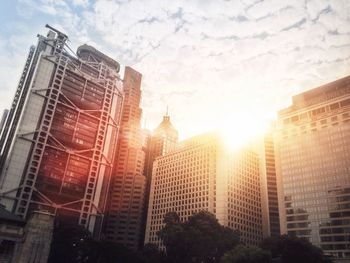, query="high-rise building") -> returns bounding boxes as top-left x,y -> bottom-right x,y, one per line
275,76 -> 350,260
144,113 -> 178,180
145,134 -> 264,247
104,67 -> 146,250
141,113 -> 178,244
255,132 -> 280,237
0,25 -> 123,237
